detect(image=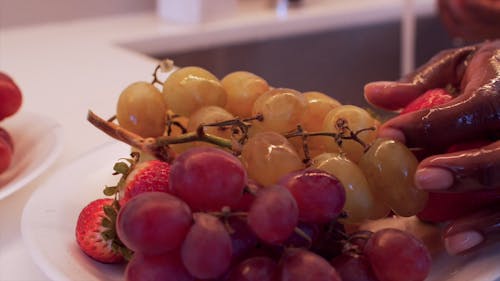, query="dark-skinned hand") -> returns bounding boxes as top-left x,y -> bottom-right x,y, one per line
364,40 -> 500,255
